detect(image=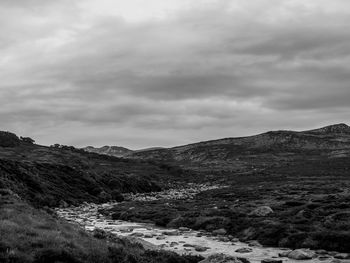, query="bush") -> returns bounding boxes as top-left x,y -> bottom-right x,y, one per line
111,190 -> 124,202
0,131 -> 20,147
20,137 -> 35,144
33,248 -> 82,263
